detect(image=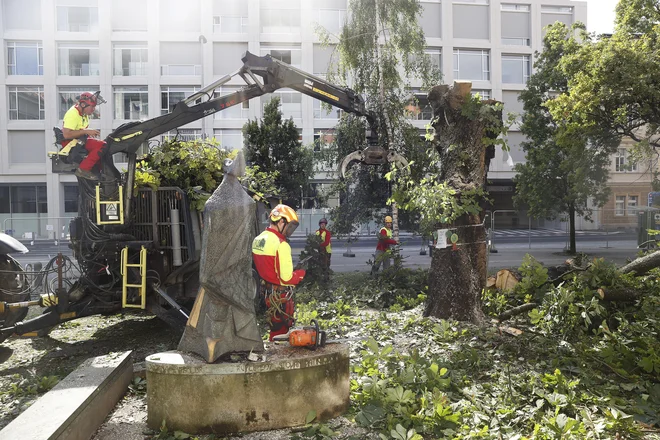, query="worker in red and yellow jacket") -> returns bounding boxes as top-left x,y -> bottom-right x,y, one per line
252,204 -> 305,340
315,218 -> 332,277
371,215 -> 398,275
